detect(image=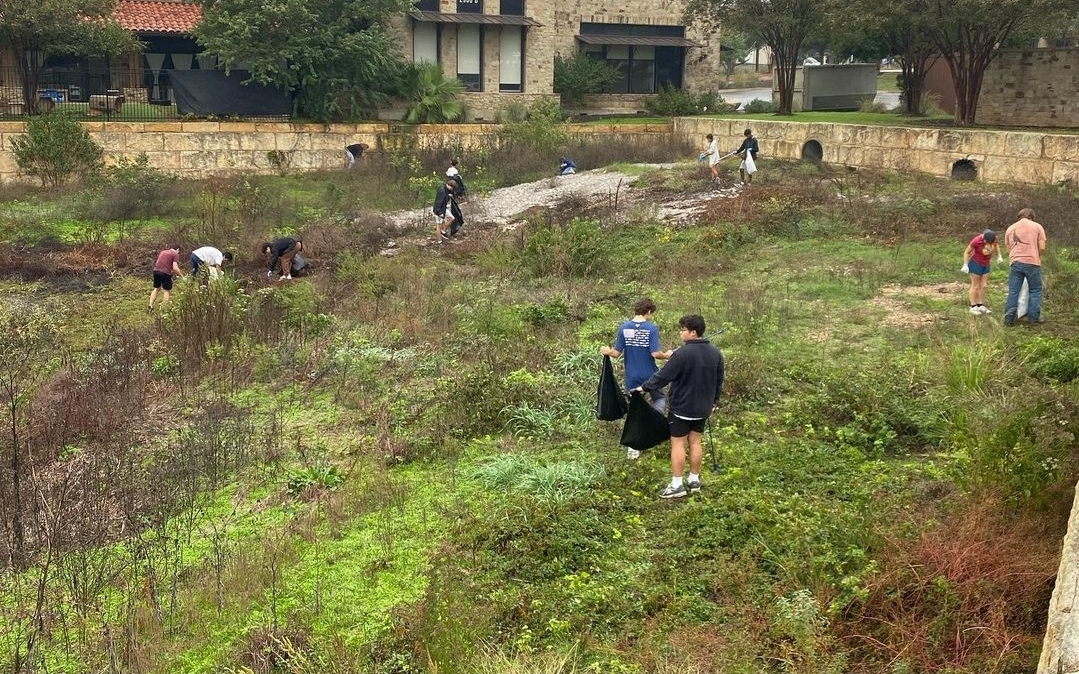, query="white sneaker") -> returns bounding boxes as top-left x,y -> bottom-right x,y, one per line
970,306 -> 982,315
278,275 -> 292,281
625,448 -> 641,460
266,269 -> 273,277
980,306 -> 991,314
